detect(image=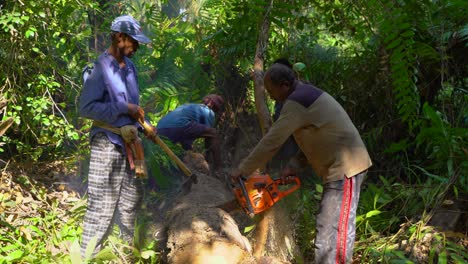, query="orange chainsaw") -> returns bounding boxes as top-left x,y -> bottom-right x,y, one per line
220,172 -> 301,217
